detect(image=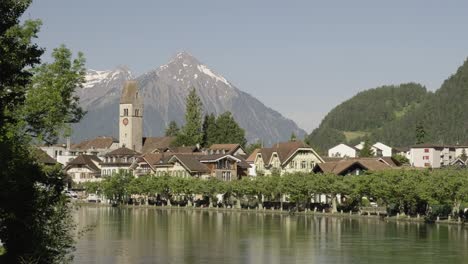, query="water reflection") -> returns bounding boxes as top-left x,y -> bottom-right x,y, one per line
73,206 -> 468,263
